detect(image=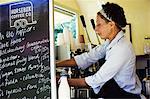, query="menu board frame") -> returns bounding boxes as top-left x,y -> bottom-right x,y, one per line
0,0 -> 56,99
49,0 -> 57,99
